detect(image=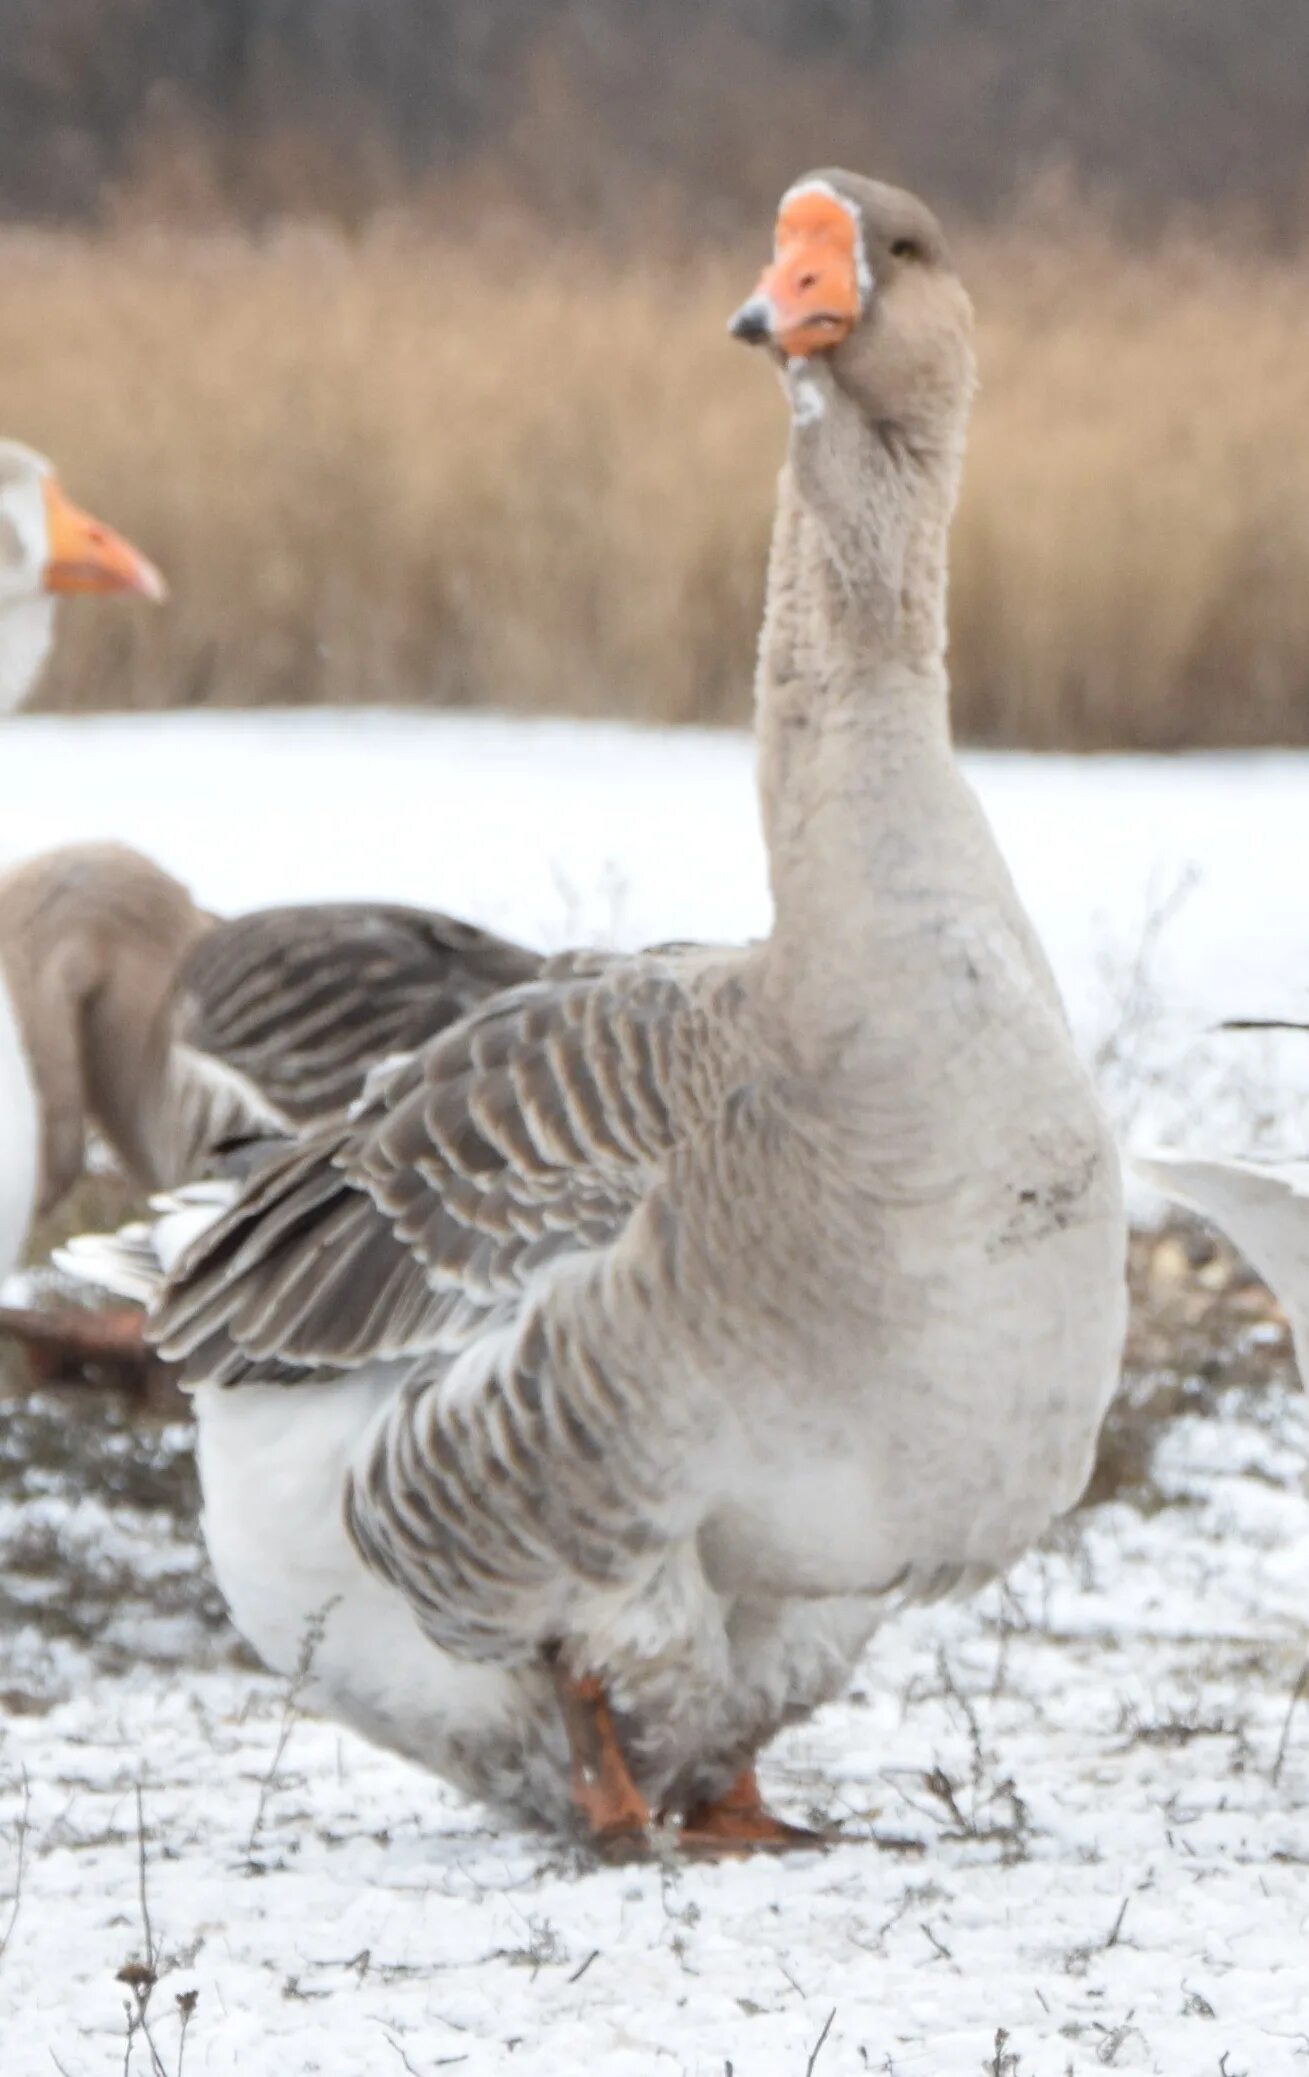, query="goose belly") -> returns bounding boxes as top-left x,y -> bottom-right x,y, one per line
858,1075 -> 1127,1572
0,977 -> 39,1279
193,1377 -> 569,1823
703,1061 -> 1127,1600
721,1211 -> 1124,1599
